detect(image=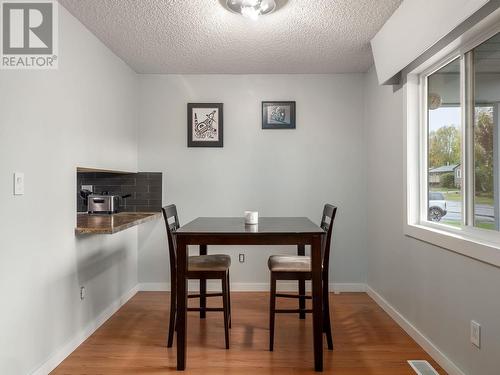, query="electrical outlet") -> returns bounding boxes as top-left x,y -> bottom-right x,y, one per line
14,172 -> 24,195
80,286 -> 86,301
239,253 -> 245,263
471,320 -> 481,348
81,185 -> 93,192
